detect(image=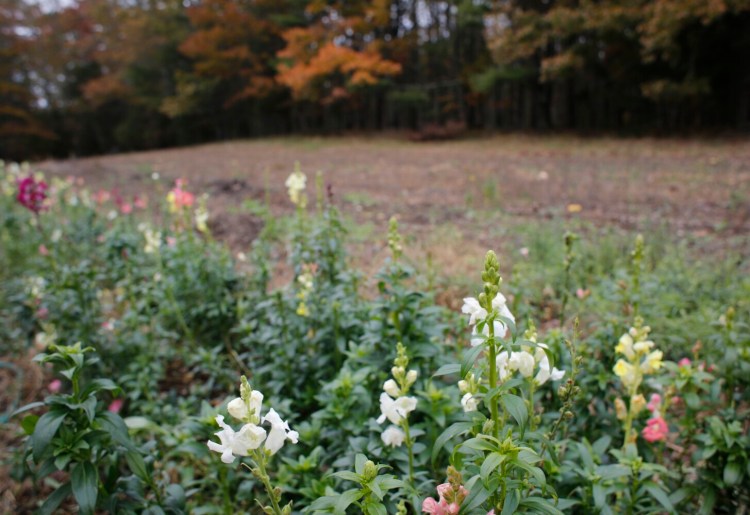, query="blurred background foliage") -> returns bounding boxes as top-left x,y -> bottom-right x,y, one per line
2,0 -> 750,160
